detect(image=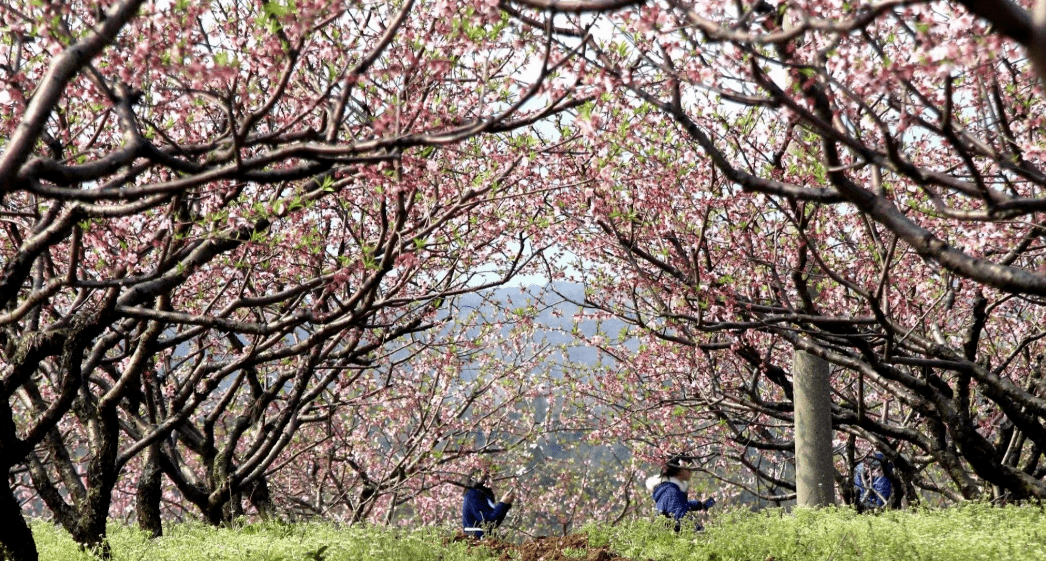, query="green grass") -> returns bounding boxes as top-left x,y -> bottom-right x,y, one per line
30,503 -> 1046,560
587,503 -> 1046,561
32,521 -> 491,561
